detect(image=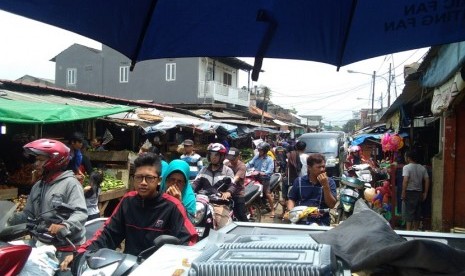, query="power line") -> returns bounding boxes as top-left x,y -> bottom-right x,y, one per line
275,82 -> 371,106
